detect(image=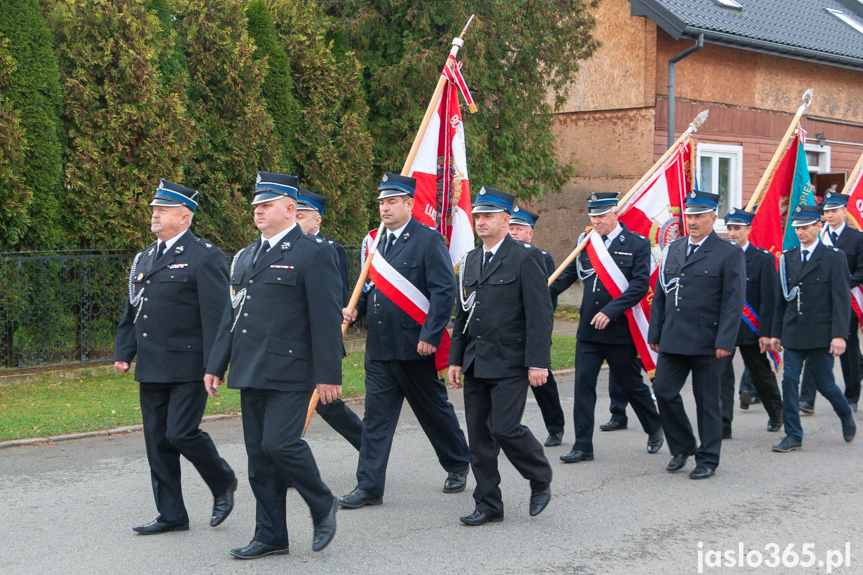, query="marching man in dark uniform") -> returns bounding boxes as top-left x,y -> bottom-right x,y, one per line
295,188 -> 363,451
114,180 -> 237,535
340,173 -> 471,509
799,191 -> 863,413
648,190 -> 745,479
550,192 -> 664,463
720,208 -> 784,437
205,172 -> 342,559
771,204 -> 856,452
508,206 -> 567,447
449,187 -> 553,526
